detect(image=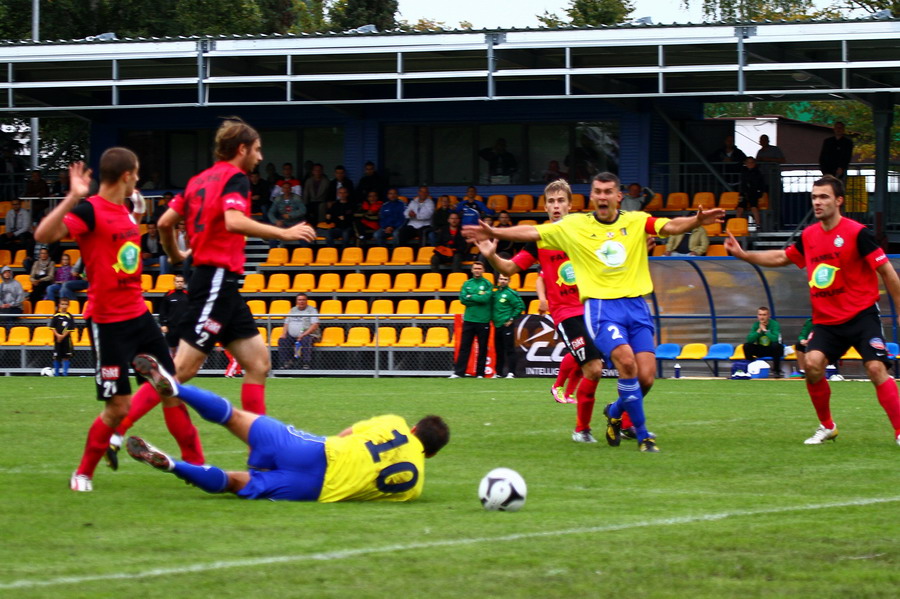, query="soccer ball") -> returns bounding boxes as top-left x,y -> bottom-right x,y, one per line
478,467 -> 527,512
40,367 -> 54,377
